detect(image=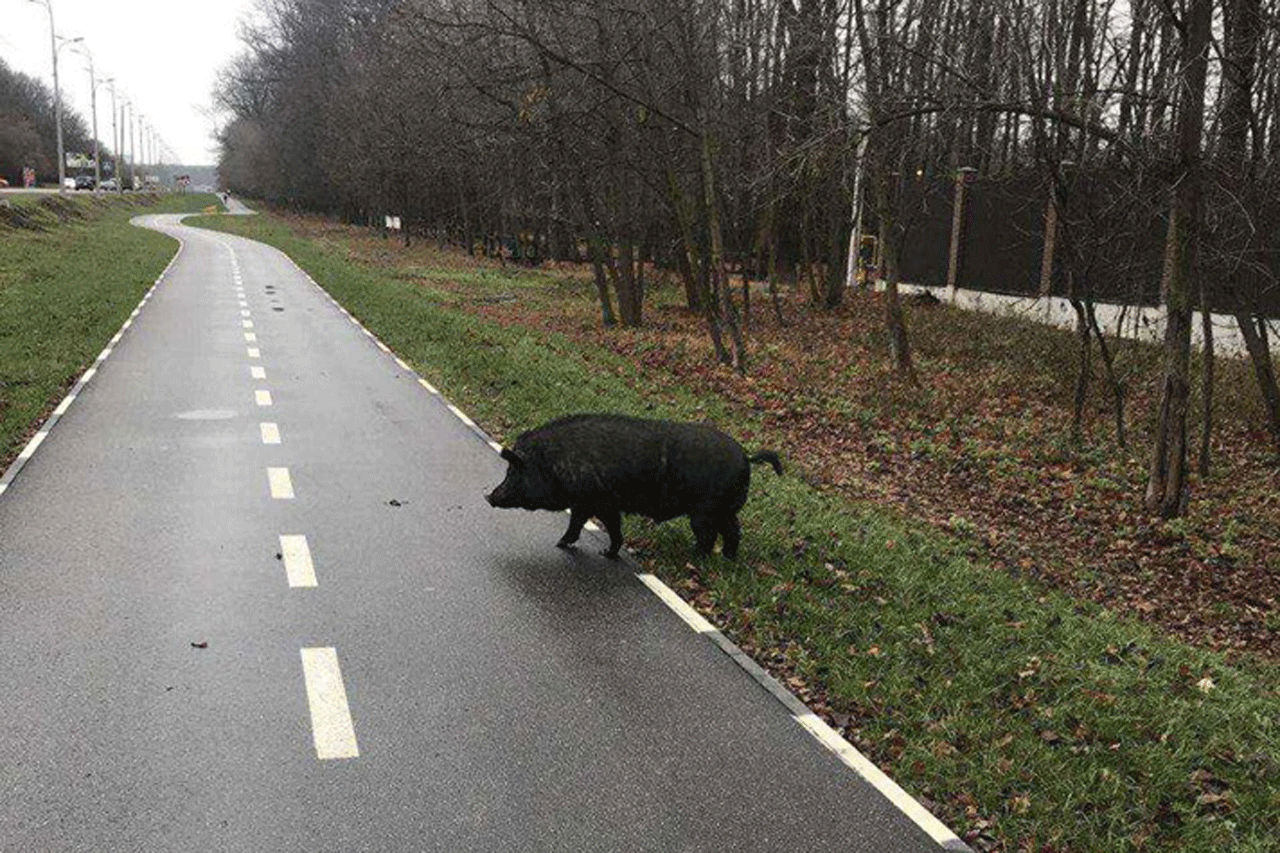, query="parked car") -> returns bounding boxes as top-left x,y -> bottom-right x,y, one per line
62,177 -> 77,190
98,178 -> 118,191
74,175 -> 95,190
